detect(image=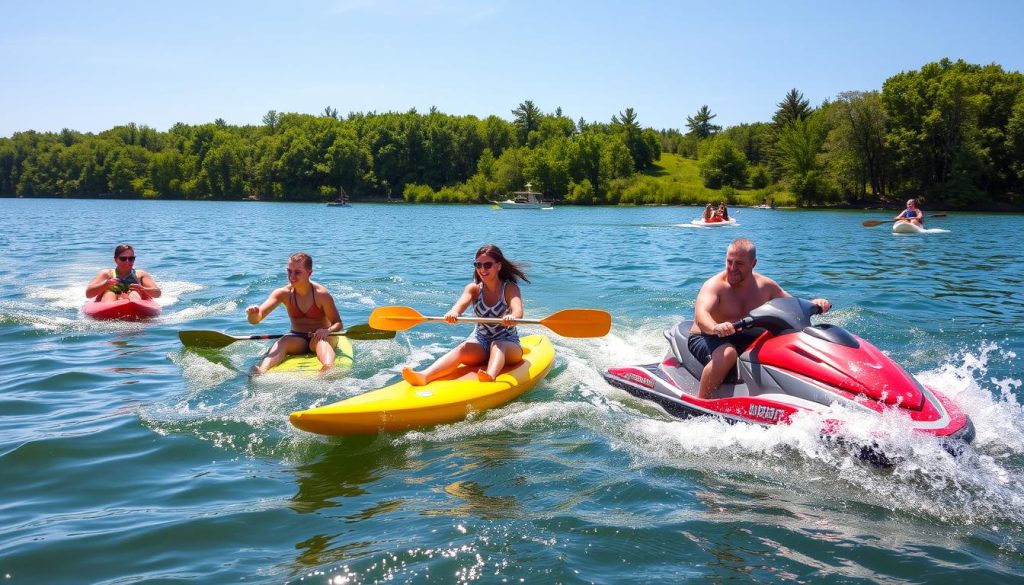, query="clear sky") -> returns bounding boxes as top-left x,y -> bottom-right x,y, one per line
3,0 -> 1022,137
